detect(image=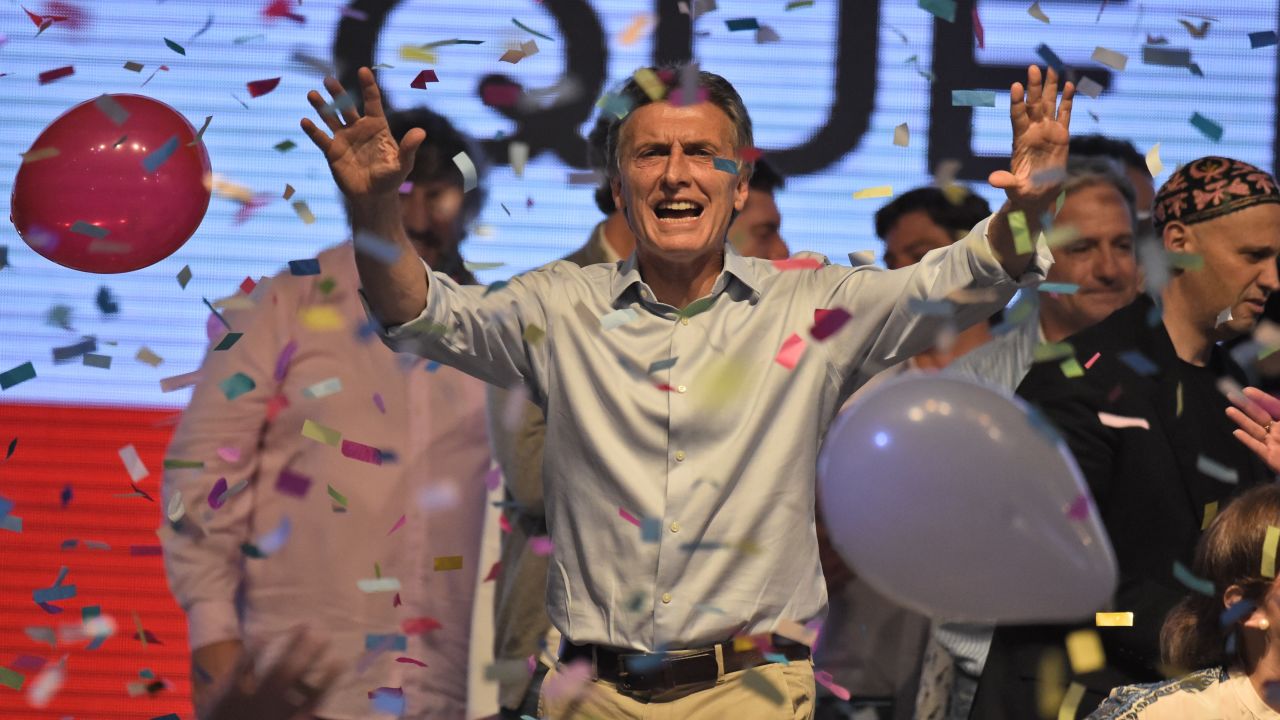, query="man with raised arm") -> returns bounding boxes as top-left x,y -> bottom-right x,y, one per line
301,64 -> 1072,717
